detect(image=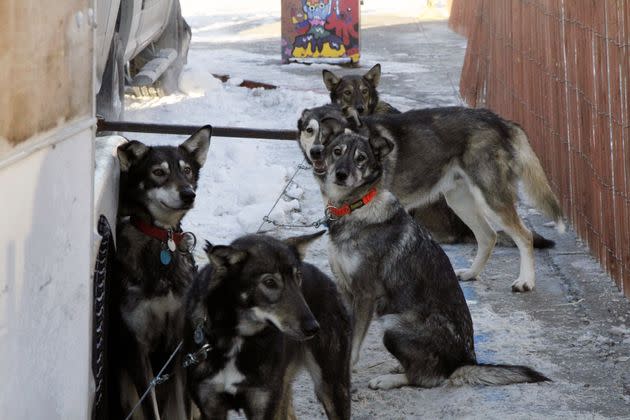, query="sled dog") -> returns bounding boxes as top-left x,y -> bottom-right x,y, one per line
184,232 -> 351,419
317,130 -> 549,389
110,127 -> 210,419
